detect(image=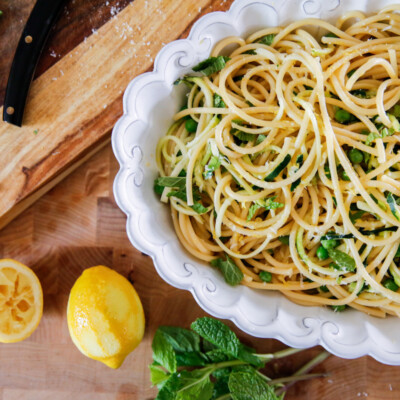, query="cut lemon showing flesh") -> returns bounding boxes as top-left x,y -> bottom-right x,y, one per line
0,259 -> 43,343
67,266 -> 145,369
